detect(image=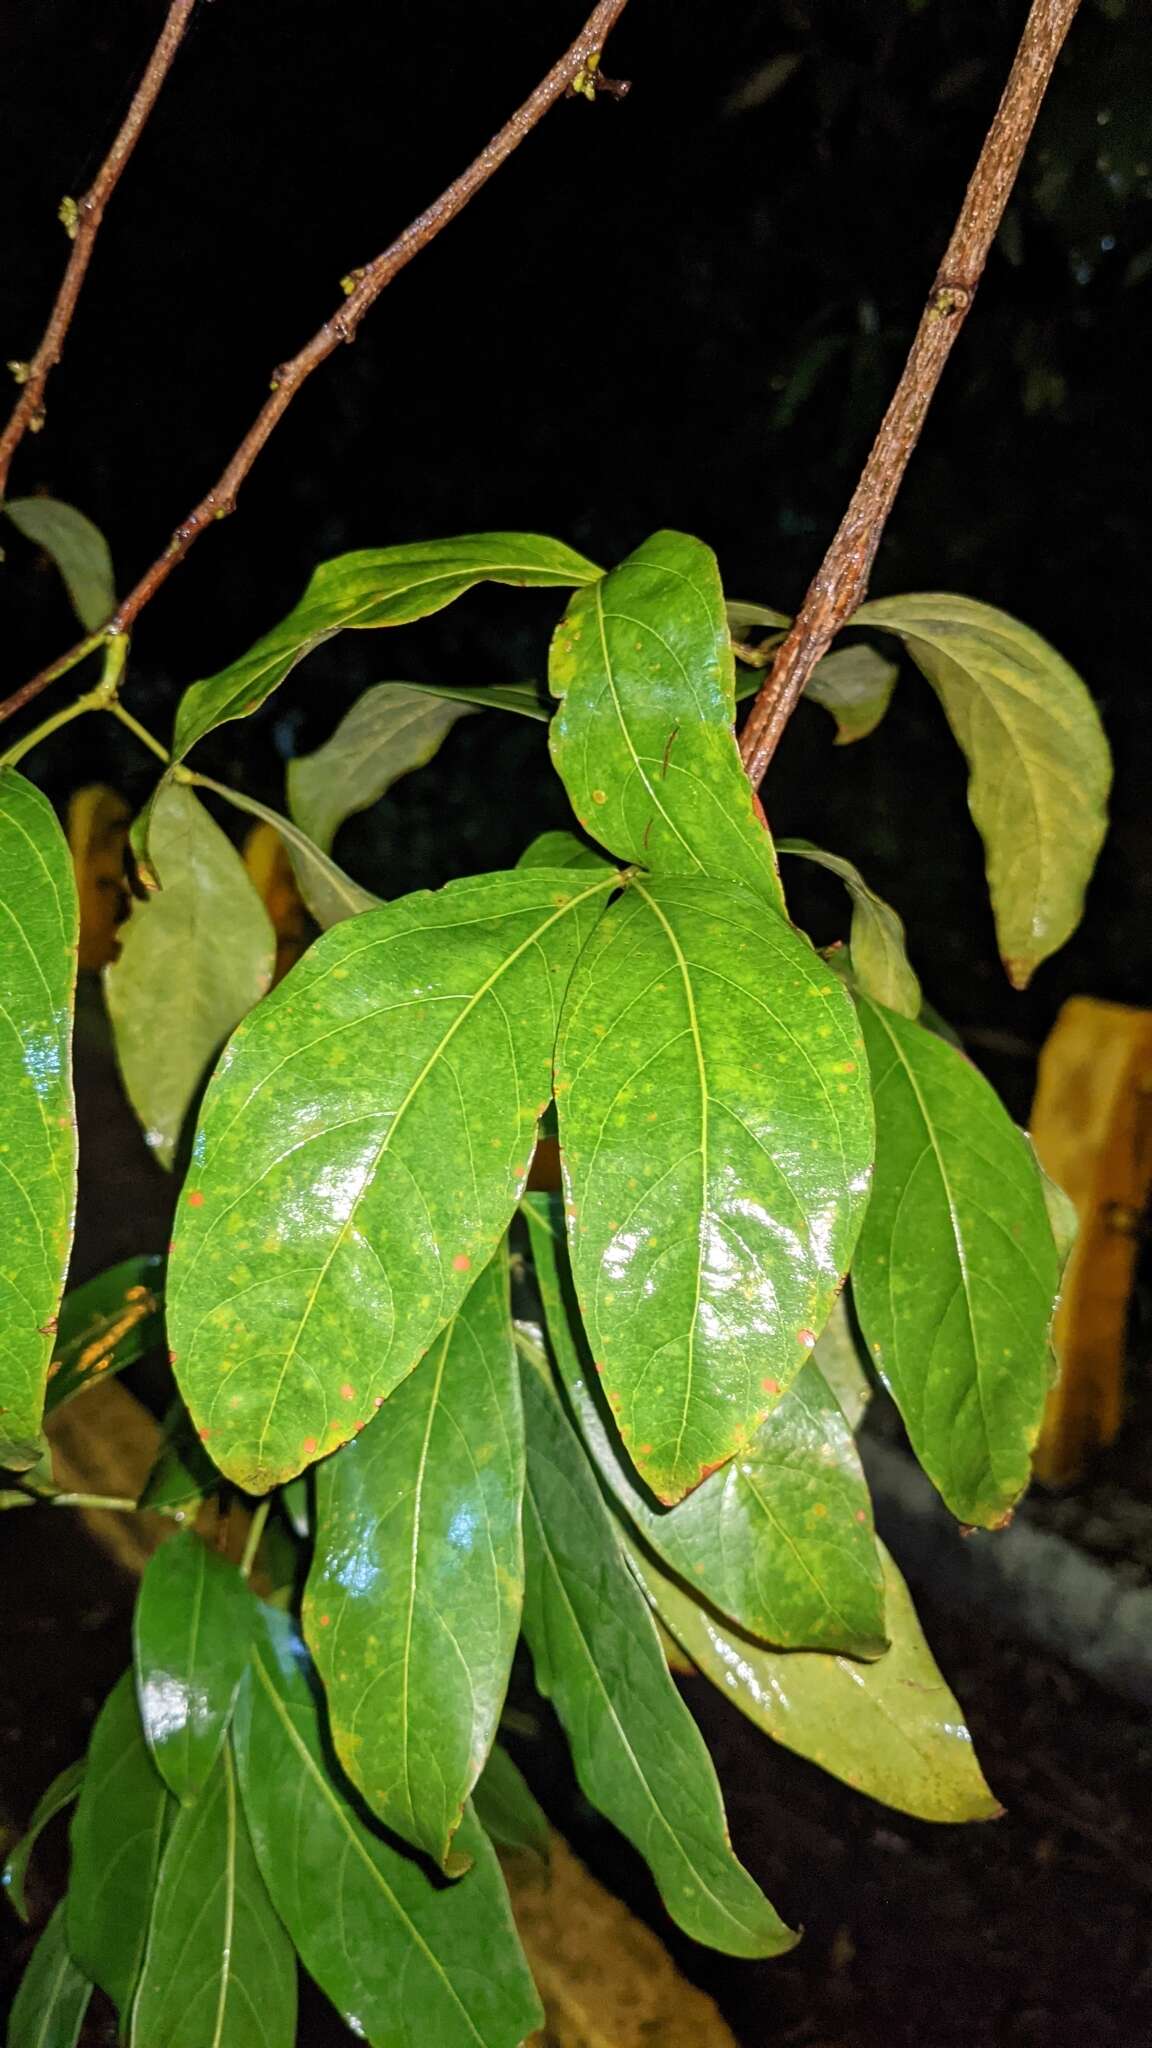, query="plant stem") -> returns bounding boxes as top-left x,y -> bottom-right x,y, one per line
0,0 -> 633,730
109,701 -> 171,764
0,1487 -> 187,1518
739,0 -> 1082,789
0,0 -> 198,498
0,685 -> 104,768
240,1499 -> 271,1580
